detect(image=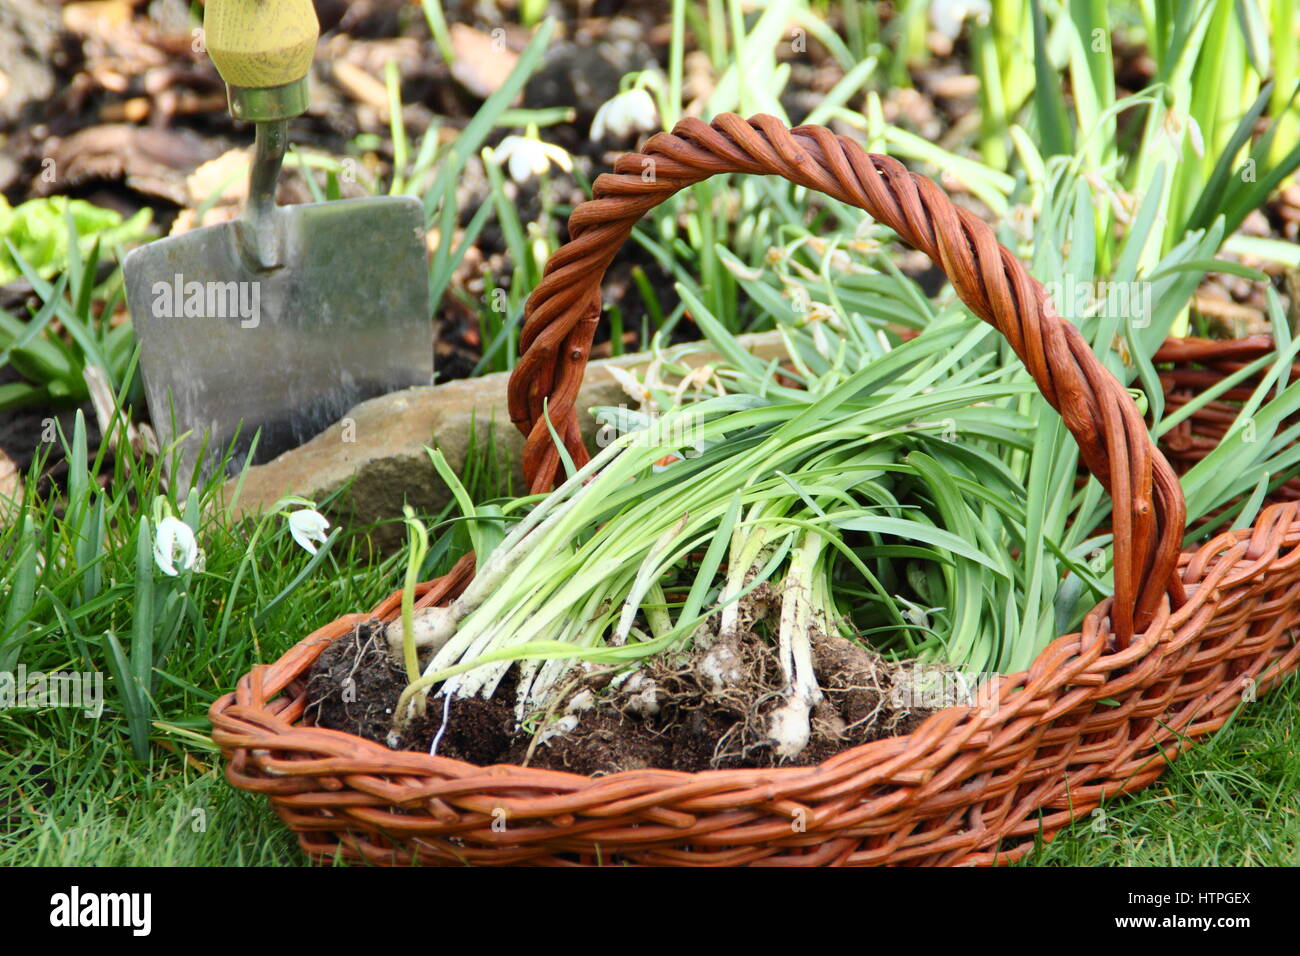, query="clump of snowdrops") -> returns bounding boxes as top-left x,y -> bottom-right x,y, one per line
388,223 -> 1300,759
